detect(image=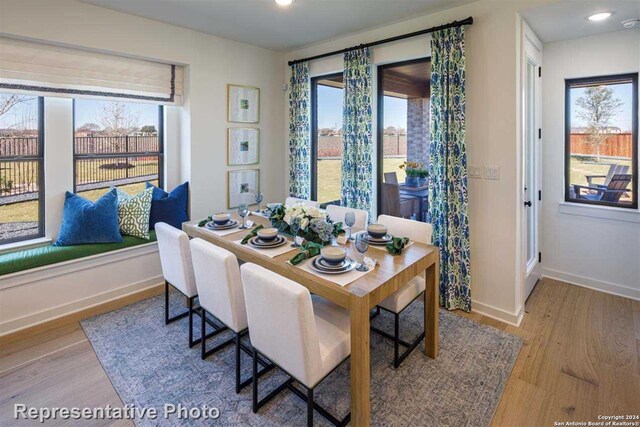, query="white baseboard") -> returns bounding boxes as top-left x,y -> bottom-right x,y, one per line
542,268 -> 640,301
471,299 -> 524,327
0,244 -> 163,336
0,276 -> 163,336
